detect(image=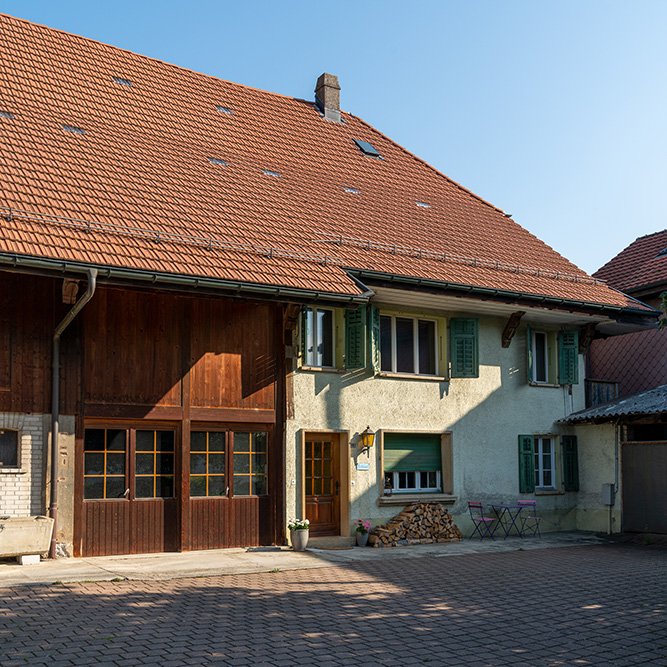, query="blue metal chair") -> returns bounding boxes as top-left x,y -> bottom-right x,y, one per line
468,501 -> 496,540
517,499 -> 542,538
